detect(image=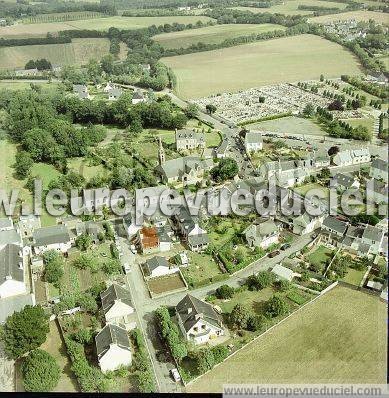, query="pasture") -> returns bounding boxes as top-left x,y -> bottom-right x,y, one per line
0,16 -> 214,38
231,0 -> 348,16
309,10 -> 389,24
162,34 -> 362,99
248,116 -> 327,136
153,23 -> 286,49
187,286 -> 387,392
0,38 -> 125,70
